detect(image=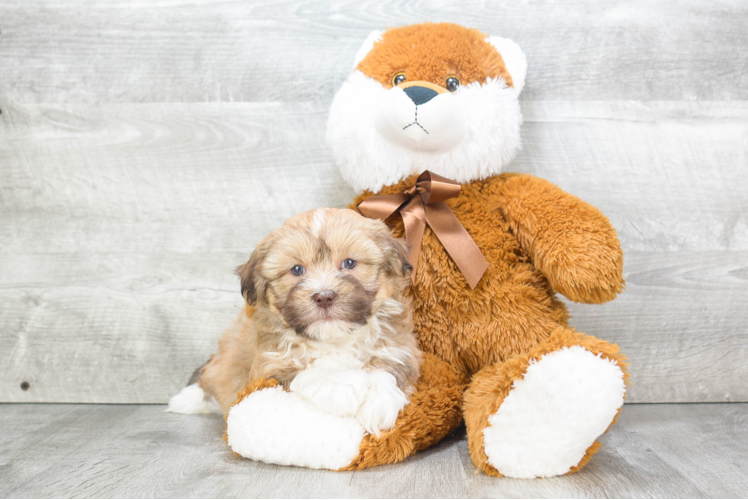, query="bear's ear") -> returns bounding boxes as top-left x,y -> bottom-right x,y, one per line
486,36 -> 527,94
352,30 -> 384,70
